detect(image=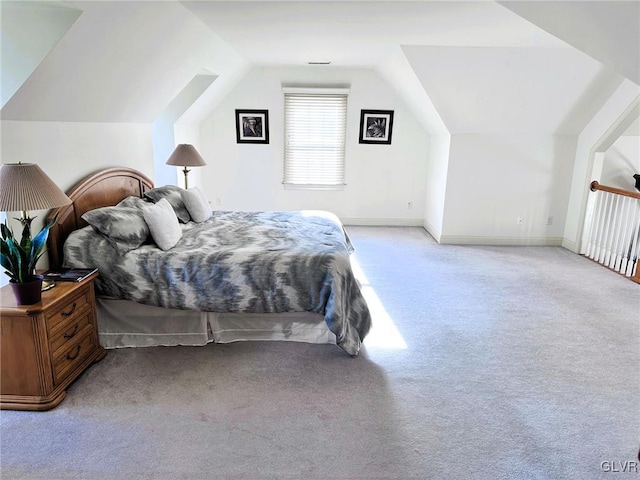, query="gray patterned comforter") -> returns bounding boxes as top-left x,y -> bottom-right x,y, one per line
63,210 -> 371,356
